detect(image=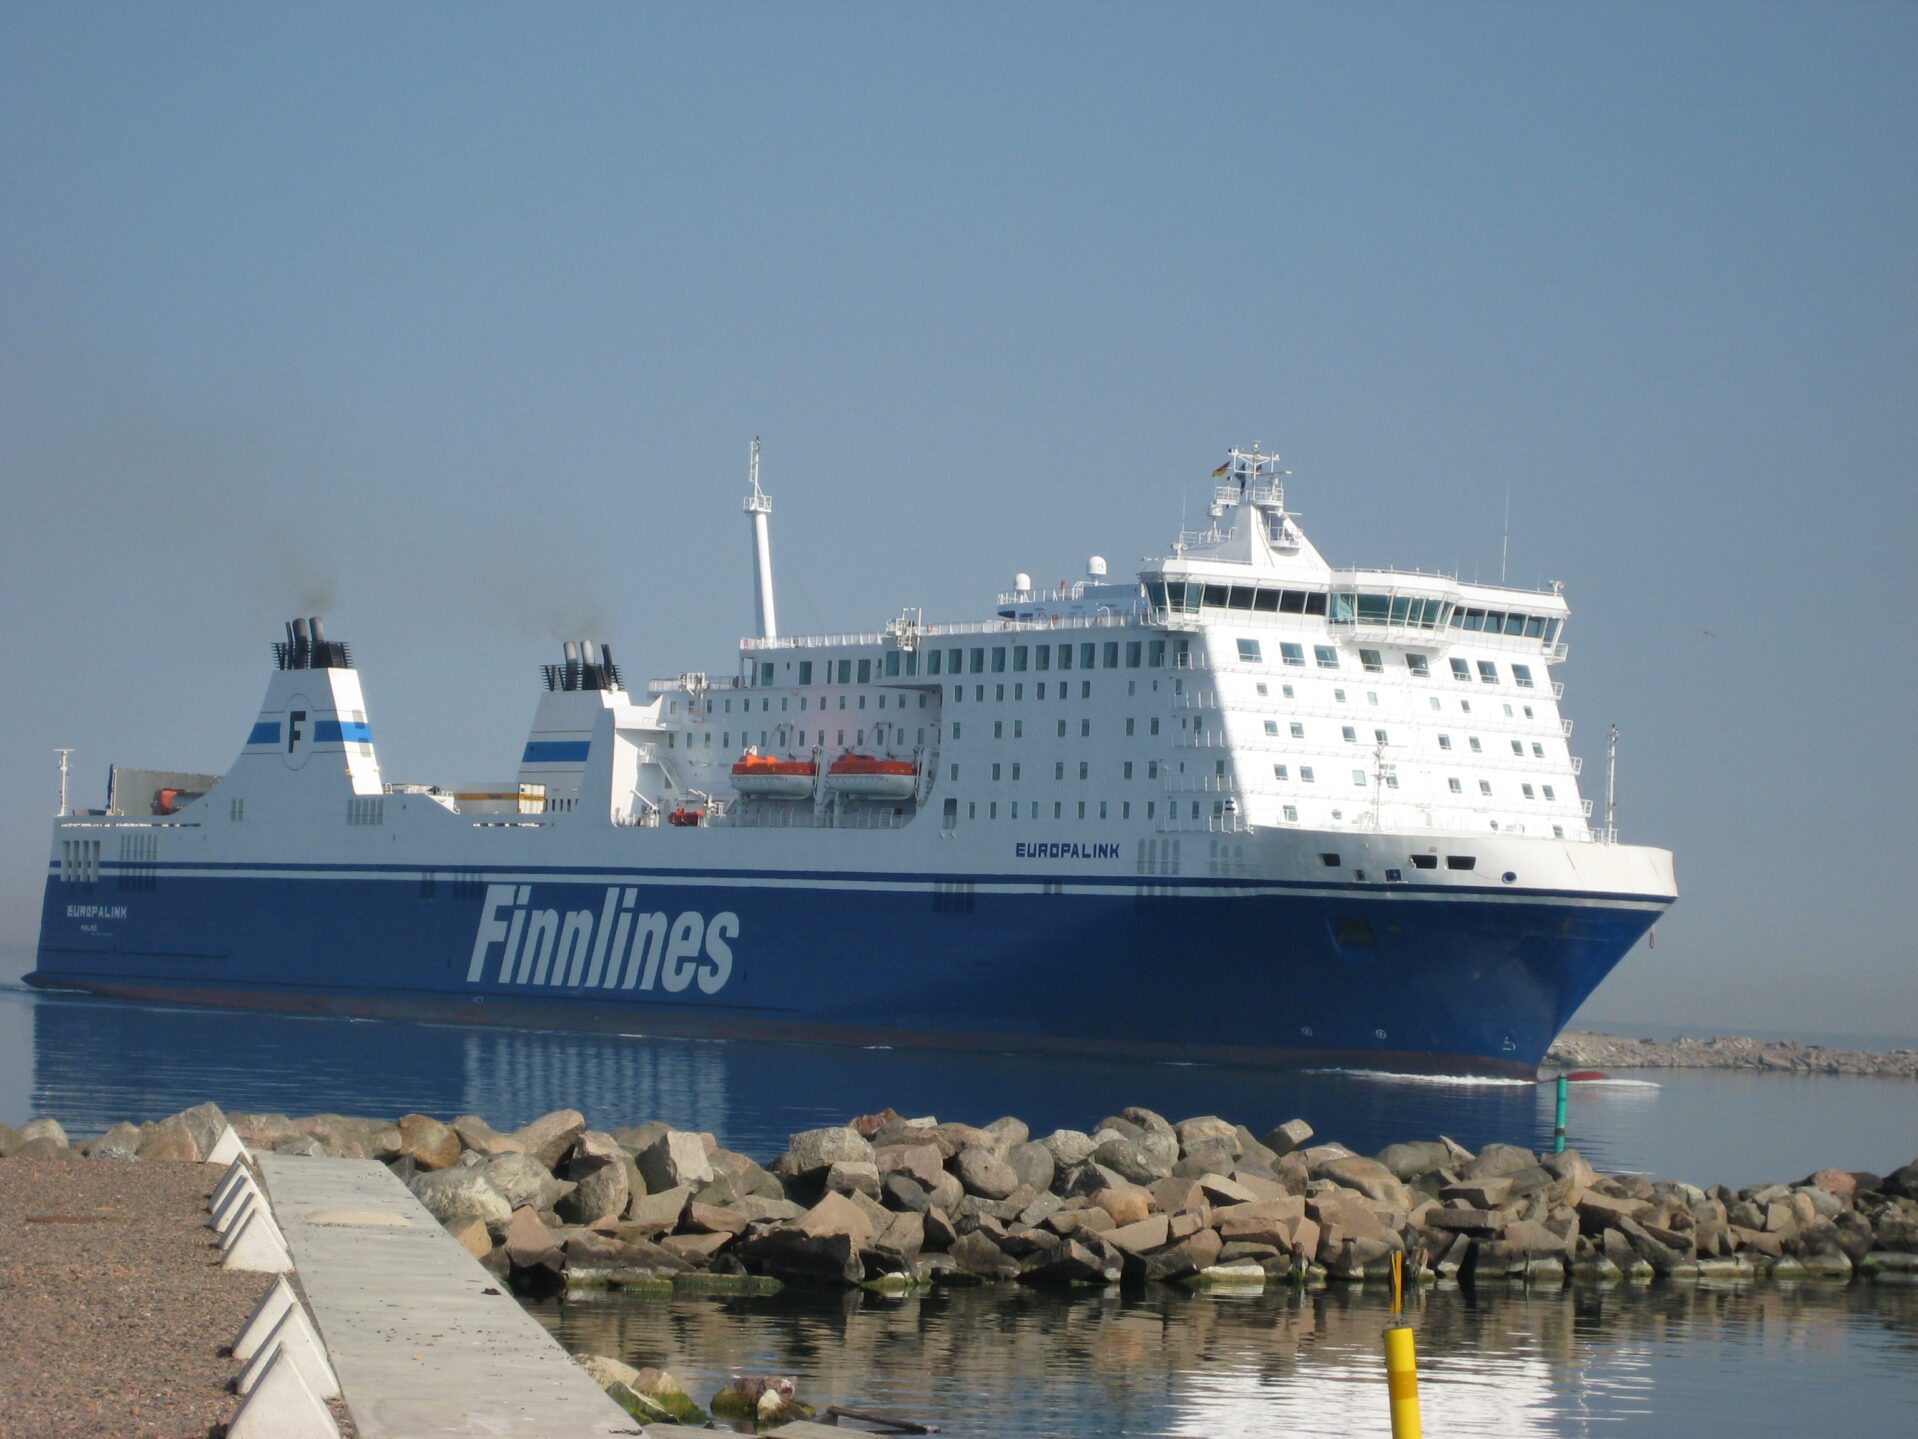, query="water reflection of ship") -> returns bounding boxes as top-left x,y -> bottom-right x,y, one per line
528,1281 -> 1917,1439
